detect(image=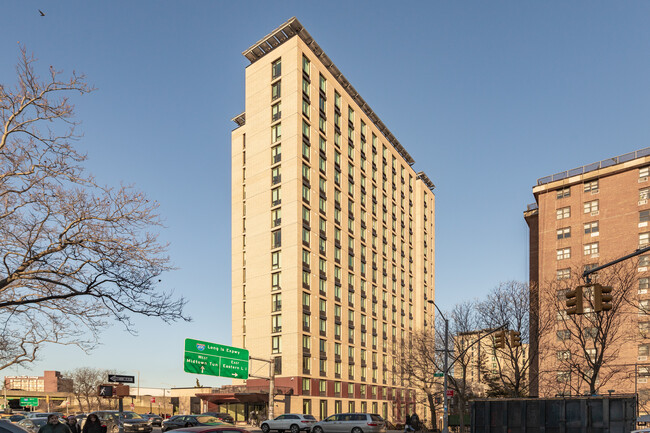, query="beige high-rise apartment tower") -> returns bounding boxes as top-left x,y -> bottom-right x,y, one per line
230,18 -> 436,421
